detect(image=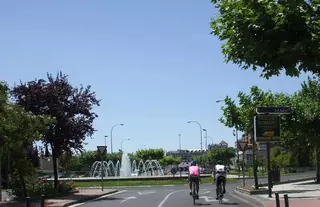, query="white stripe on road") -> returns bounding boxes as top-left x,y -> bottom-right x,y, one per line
157,190 -> 185,207
69,190 -> 127,207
